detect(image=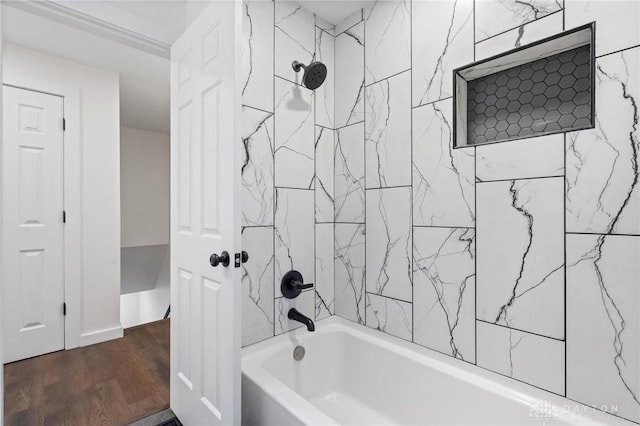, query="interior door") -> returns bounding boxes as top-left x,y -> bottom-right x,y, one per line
1,86 -> 65,364
170,1 -> 242,425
